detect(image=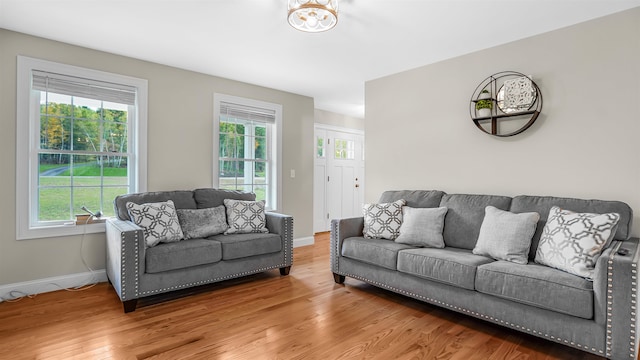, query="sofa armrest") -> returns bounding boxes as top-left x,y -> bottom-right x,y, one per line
595,238 -> 640,359
265,212 -> 293,267
105,218 -> 145,302
330,217 -> 364,273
